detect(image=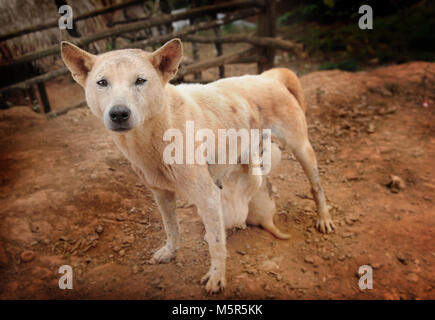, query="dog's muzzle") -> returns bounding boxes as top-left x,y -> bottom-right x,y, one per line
108,105 -> 131,132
